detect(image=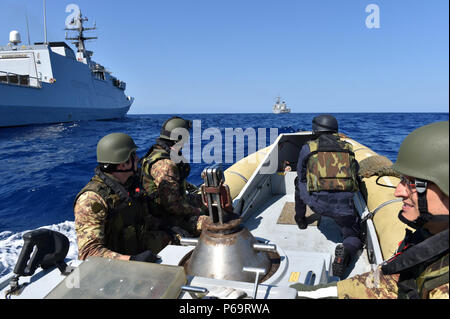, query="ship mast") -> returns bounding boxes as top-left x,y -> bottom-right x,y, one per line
43,0 -> 48,44
64,10 -> 97,62
274,96 -> 281,111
